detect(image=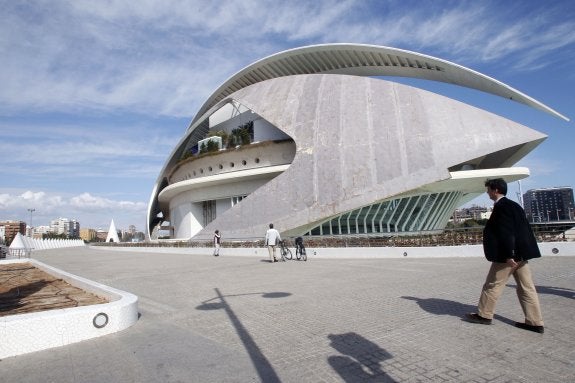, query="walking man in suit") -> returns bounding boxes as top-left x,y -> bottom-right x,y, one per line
466,178 -> 544,333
